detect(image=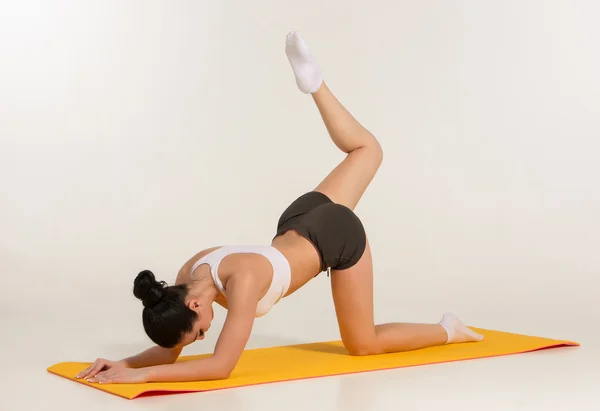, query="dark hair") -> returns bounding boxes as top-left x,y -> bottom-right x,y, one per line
133,270 -> 197,348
